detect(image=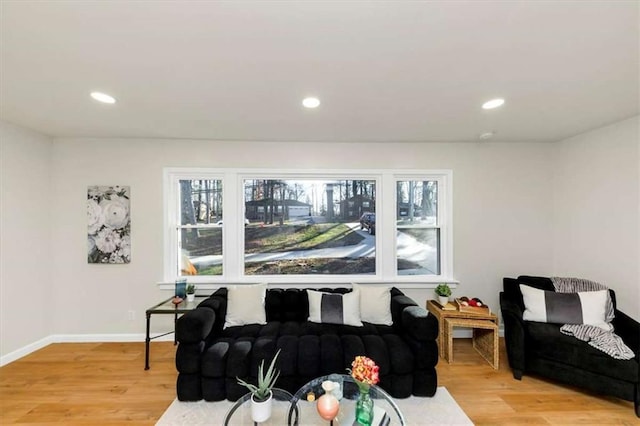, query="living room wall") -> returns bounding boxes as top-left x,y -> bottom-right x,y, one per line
43,137 -> 555,341
3,116 -> 638,361
553,115 -> 639,317
0,121 -> 53,360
